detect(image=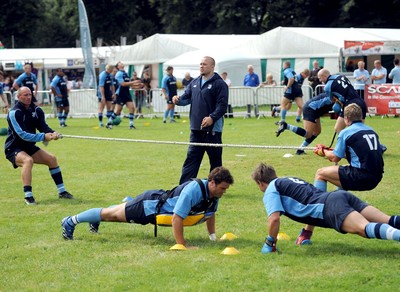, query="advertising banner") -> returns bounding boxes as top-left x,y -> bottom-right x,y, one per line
365,84 -> 400,115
